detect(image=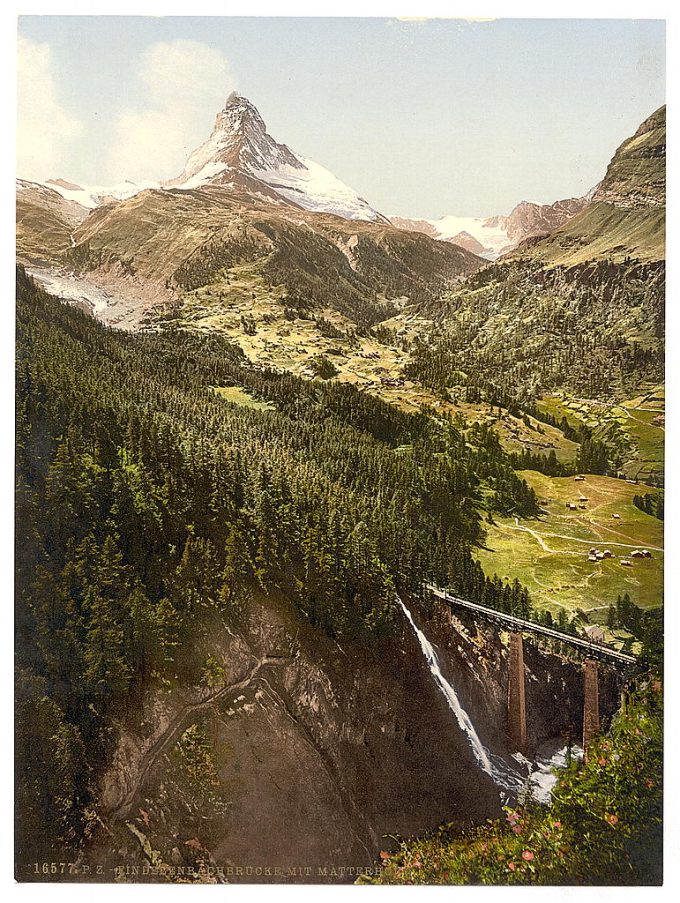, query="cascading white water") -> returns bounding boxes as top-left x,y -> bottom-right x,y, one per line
397,596 -> 525,793
529,741 -> 584,803
397,596 -> 493,773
